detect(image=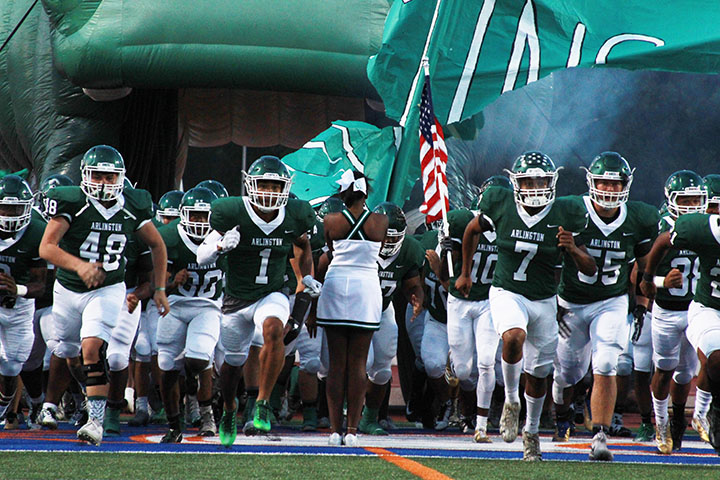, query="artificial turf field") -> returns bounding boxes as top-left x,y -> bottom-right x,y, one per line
1,420 -> 719,479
